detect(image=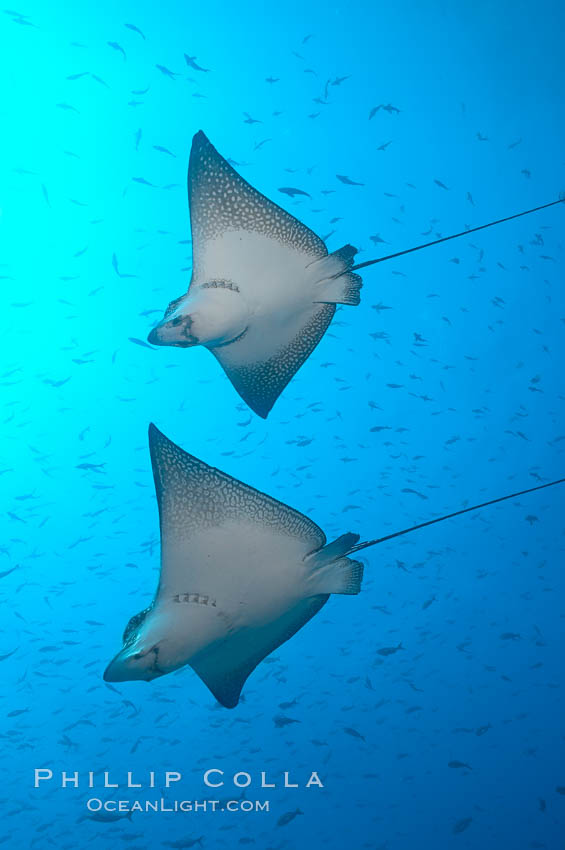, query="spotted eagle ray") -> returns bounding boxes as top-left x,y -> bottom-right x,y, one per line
103,424 -> 565,707
146,130 -> 563,417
